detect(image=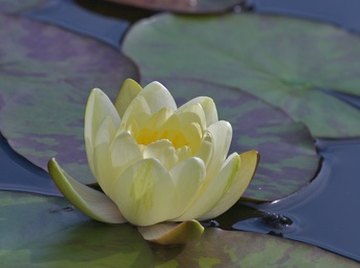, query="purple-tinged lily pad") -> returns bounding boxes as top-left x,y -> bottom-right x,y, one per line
153,228 -> 359,267
144,78 -> 320,201
0,14 -> 139,184
123,13 -> 360,138
0,0 -> 47,14
1,191 -> 358,267
104,0 -> 242,14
